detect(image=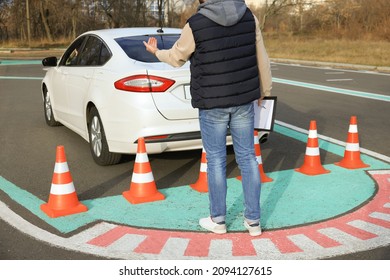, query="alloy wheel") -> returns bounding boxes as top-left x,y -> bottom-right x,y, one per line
90,116 -> 102,157
45,94 -> 53,121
